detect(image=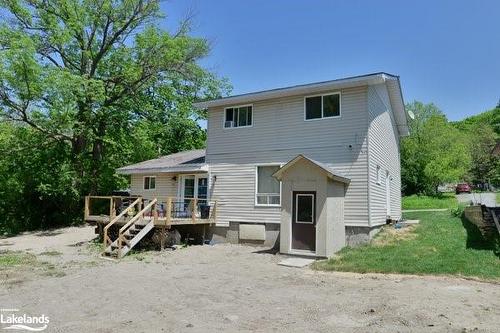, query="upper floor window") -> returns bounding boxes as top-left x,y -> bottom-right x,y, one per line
144,176 -> 156,190
305,93 -> 341,120
255,165 -> 281,206
224,105 -> 253,128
